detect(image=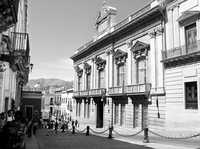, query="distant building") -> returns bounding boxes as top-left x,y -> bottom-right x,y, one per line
21,91 -> 42,121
